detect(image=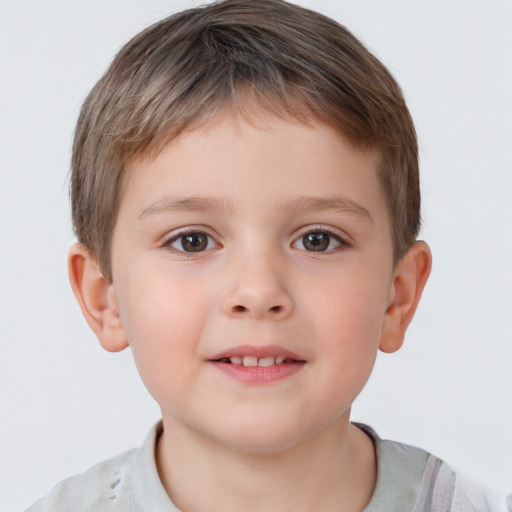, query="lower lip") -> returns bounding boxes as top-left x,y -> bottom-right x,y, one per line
209,361 -> 305,384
